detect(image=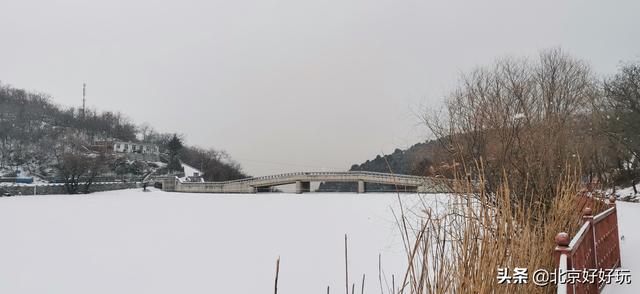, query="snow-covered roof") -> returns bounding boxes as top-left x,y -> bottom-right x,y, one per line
181,162 -> 202,177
